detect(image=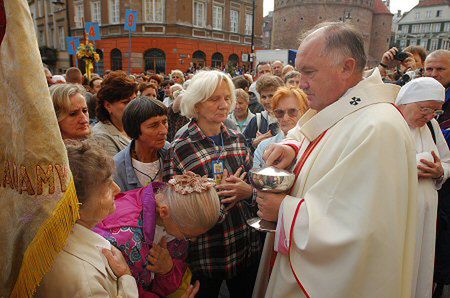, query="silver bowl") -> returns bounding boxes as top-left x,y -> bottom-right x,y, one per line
249,166 -> 295,193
